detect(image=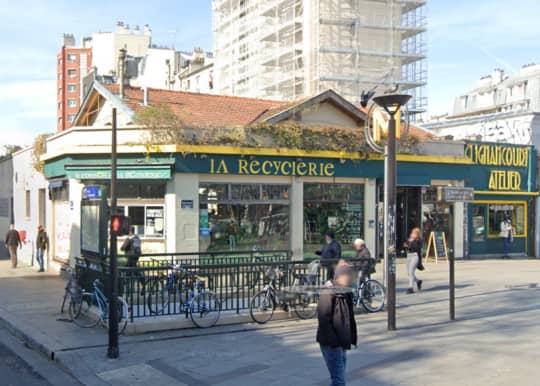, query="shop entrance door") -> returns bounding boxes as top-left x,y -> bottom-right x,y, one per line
396,187 -> 422,255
